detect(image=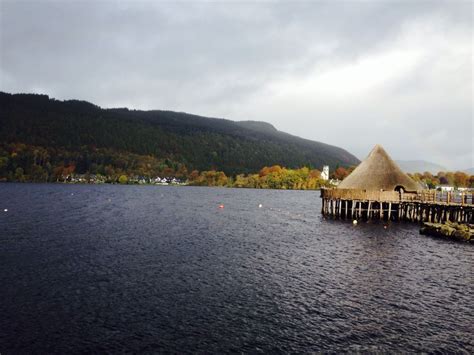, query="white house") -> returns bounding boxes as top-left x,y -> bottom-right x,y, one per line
438,185 -> 454,192
321,165 -> 329,181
